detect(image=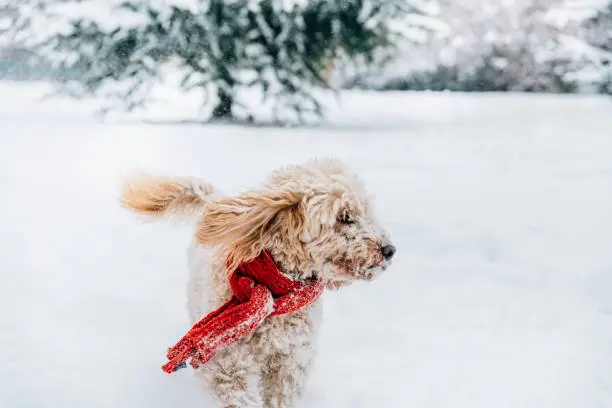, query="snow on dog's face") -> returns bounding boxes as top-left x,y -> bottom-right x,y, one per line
298,174 -> 395,285
196,158 -> 395,288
